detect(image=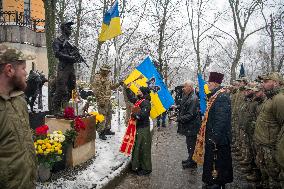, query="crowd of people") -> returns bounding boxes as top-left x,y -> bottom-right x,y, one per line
1,42 -> 284,188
